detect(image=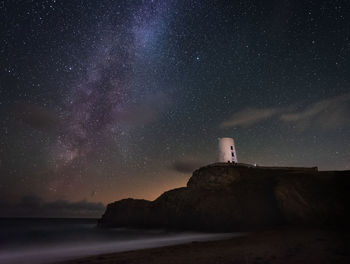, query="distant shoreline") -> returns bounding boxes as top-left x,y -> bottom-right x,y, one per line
58,227 -> 349,264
